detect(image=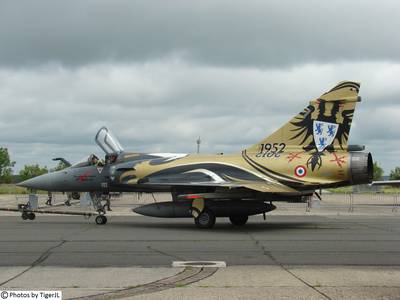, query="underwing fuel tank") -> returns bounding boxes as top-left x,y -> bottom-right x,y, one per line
133,200 -> 276,218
